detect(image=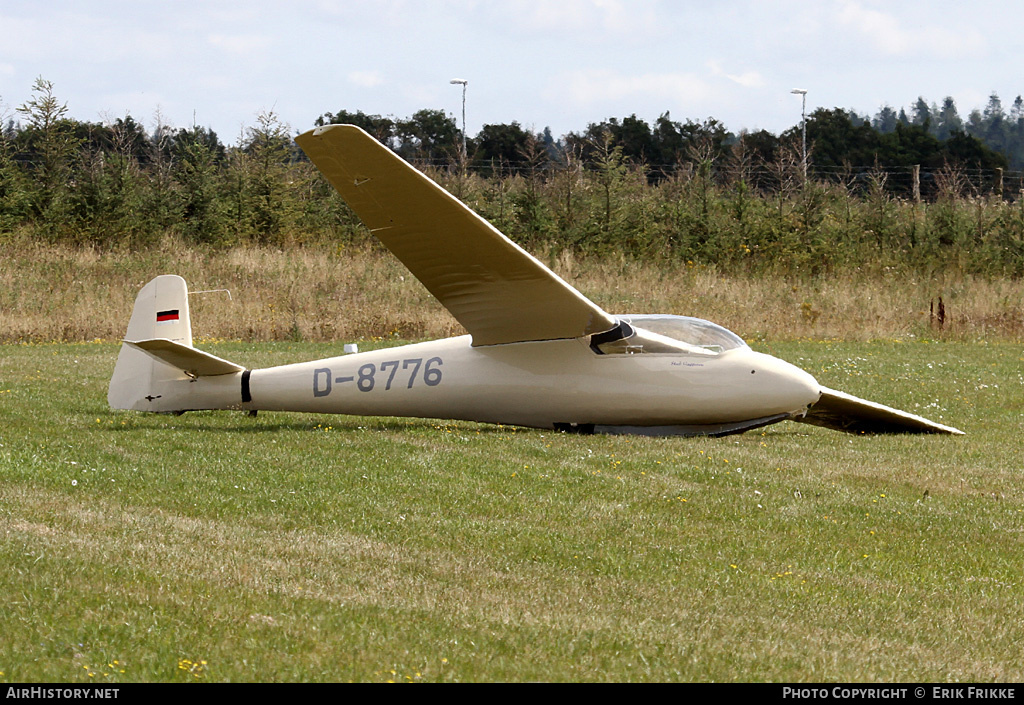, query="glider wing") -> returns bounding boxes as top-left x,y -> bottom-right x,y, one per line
294,125 -> 617,346
798,386 -> 964,435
